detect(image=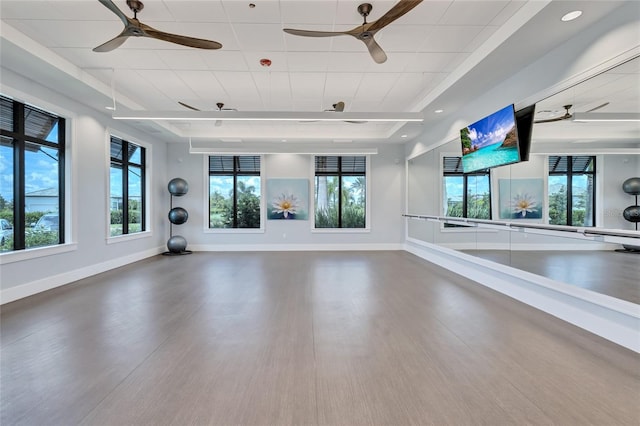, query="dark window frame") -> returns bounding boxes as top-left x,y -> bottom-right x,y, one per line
110,135 -> 146,235
0,95 -> 65,250
443,156 -> 492,220
548,155 -> 596,226
314,155 -> 367,229
208,155 -> 261,229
